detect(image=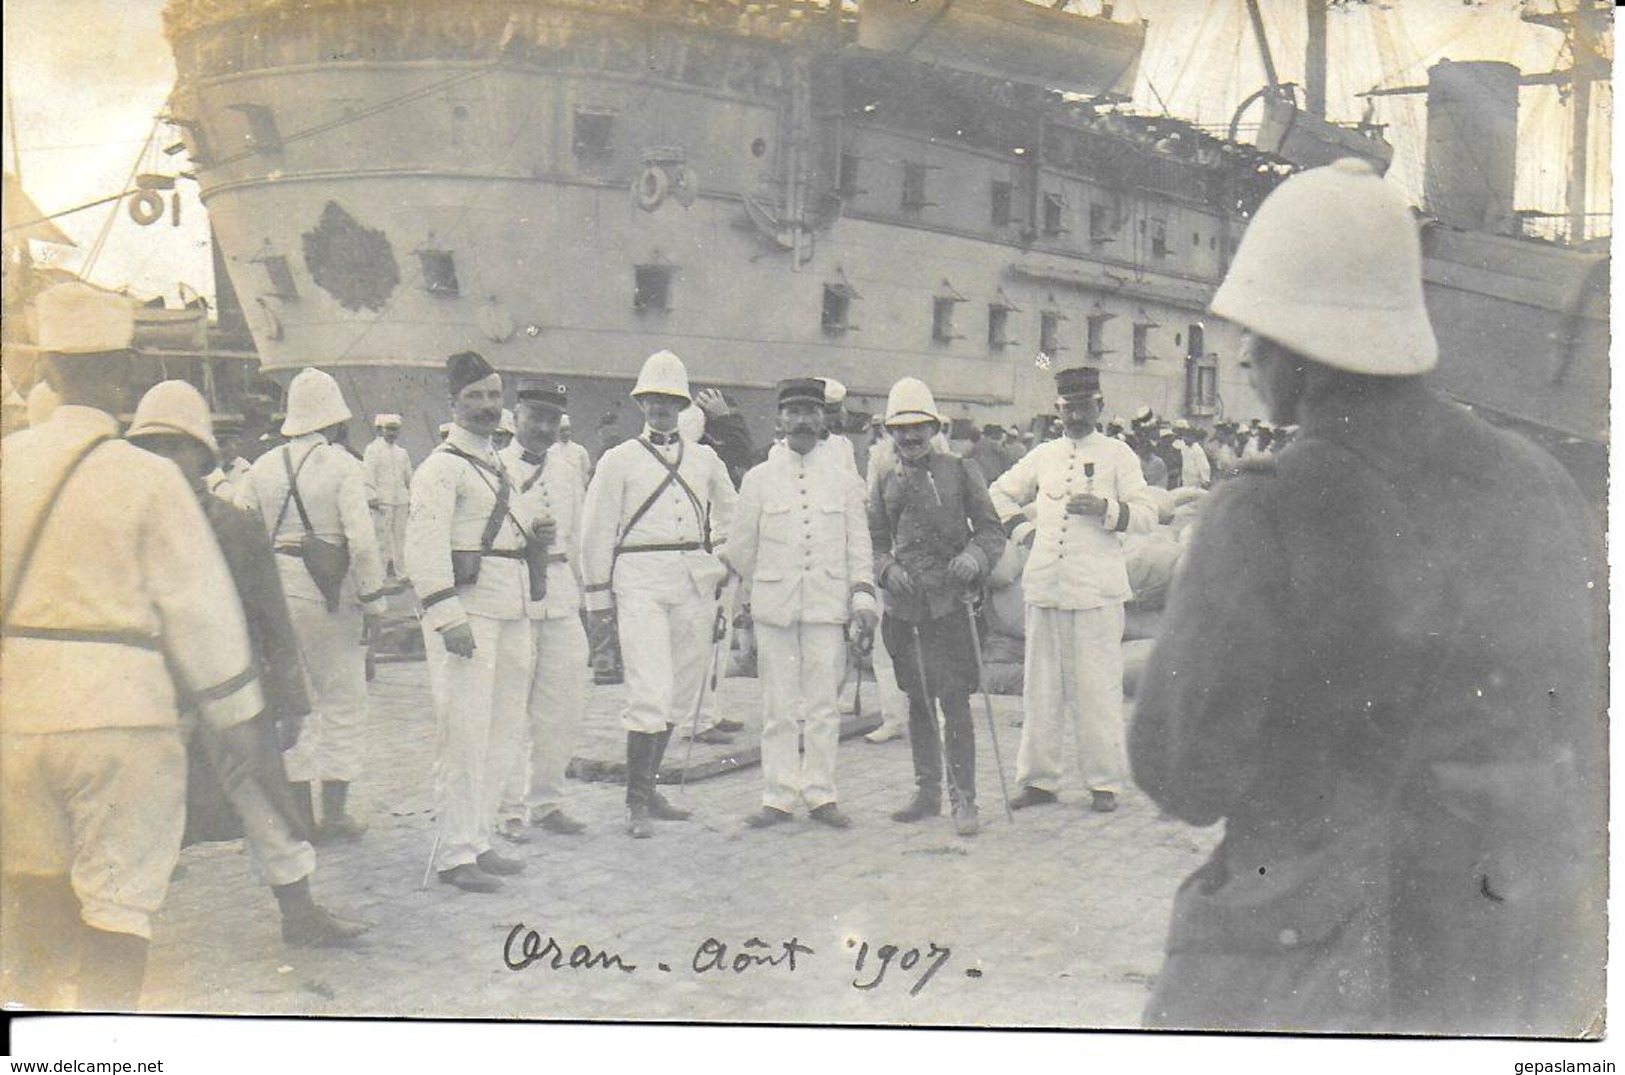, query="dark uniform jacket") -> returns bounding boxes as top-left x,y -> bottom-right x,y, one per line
868,451 -> 1005,623
1130,382 -> 1604,1036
